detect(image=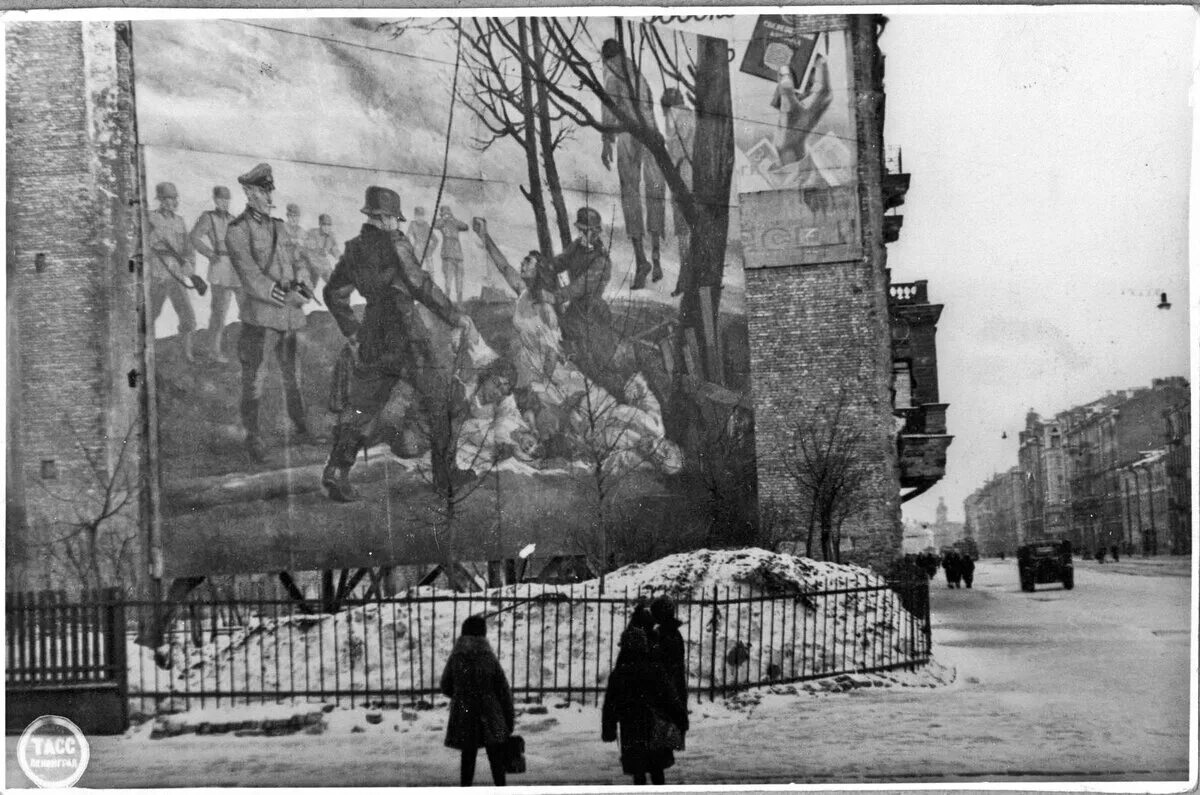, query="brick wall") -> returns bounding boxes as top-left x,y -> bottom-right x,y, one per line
745,16 -> 901,571
6,22 -> 143,592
